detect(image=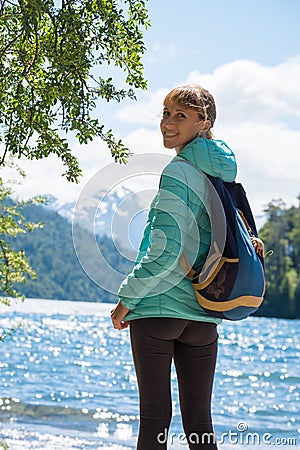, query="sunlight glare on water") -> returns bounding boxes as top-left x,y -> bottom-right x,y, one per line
0,299 -> 299,449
